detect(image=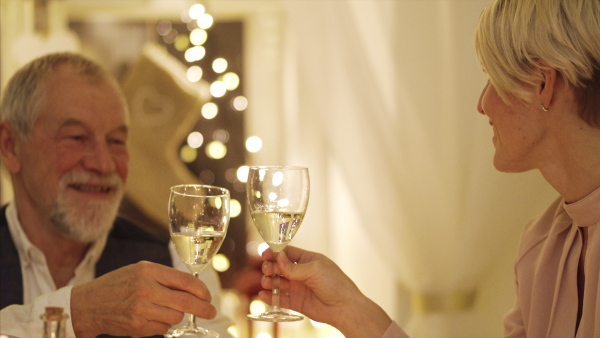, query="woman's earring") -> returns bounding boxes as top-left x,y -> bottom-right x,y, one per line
540,104 -> 549,111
